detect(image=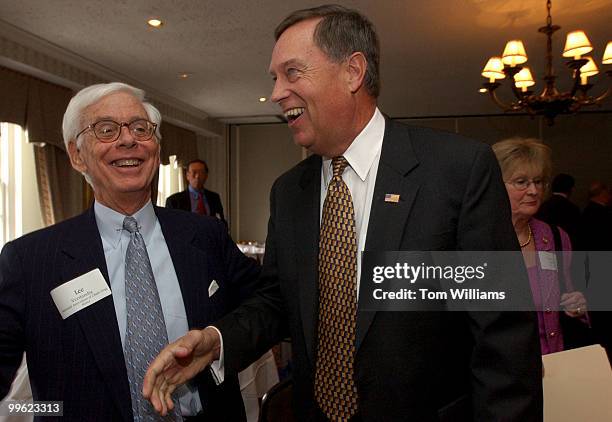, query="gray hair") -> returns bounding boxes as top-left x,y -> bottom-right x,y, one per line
275,4 -> 380,98
62,82 -> 162,150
